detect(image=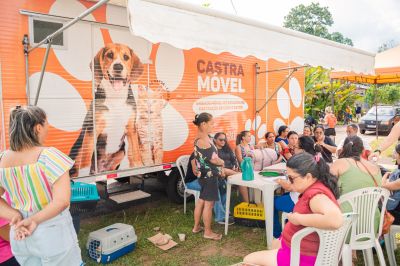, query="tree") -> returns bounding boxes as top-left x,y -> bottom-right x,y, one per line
283,2 -> 353,46
283,3 -> 332,38
378,40 -> 398,53
365,85 -> 400,106
305,66 -> 361,120
328,32 -> 353,46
